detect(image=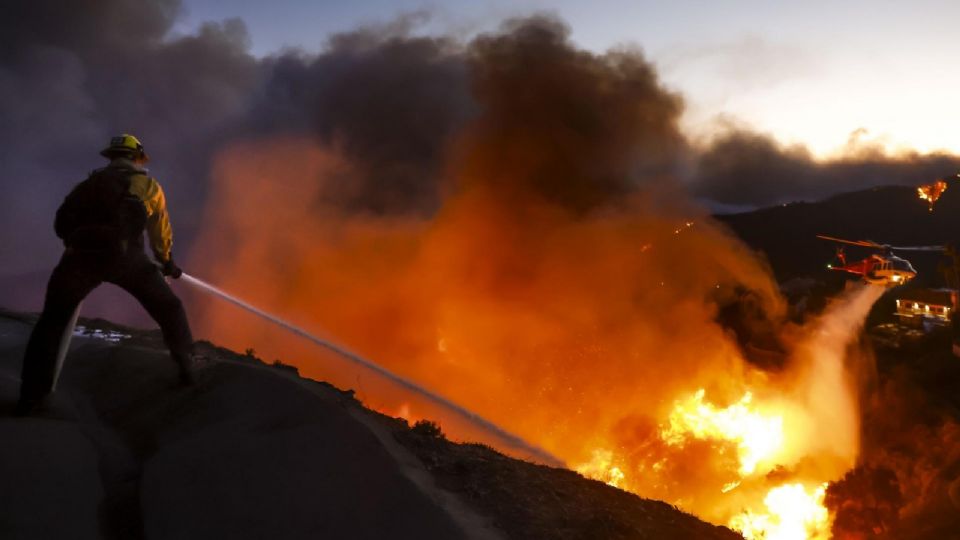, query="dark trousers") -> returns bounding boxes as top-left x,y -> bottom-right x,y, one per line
19,249 -> 193,404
